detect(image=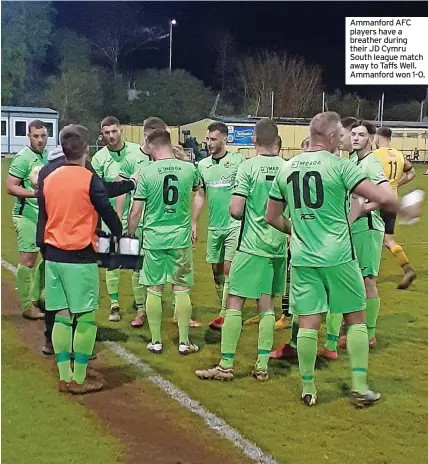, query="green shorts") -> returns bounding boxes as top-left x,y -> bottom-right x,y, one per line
140,247 -> 194,287
12,216 -> 39,253
228,250 -> 286,300
352,230 -> 384,278
206,227 -> 240,264
45,261 -> 99,313
290,260 -> 366,316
